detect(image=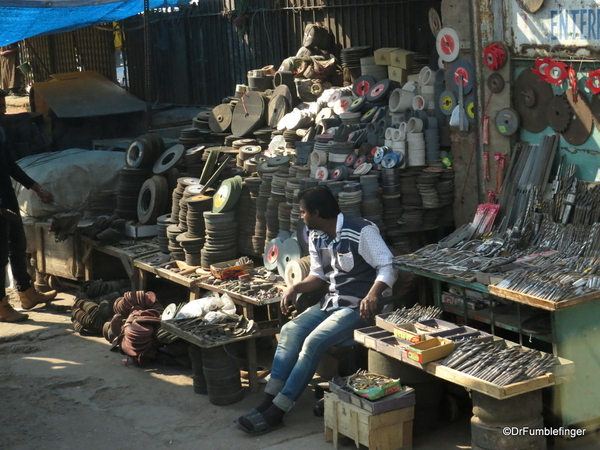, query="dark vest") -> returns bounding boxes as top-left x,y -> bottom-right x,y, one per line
311,214 -> 377,309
